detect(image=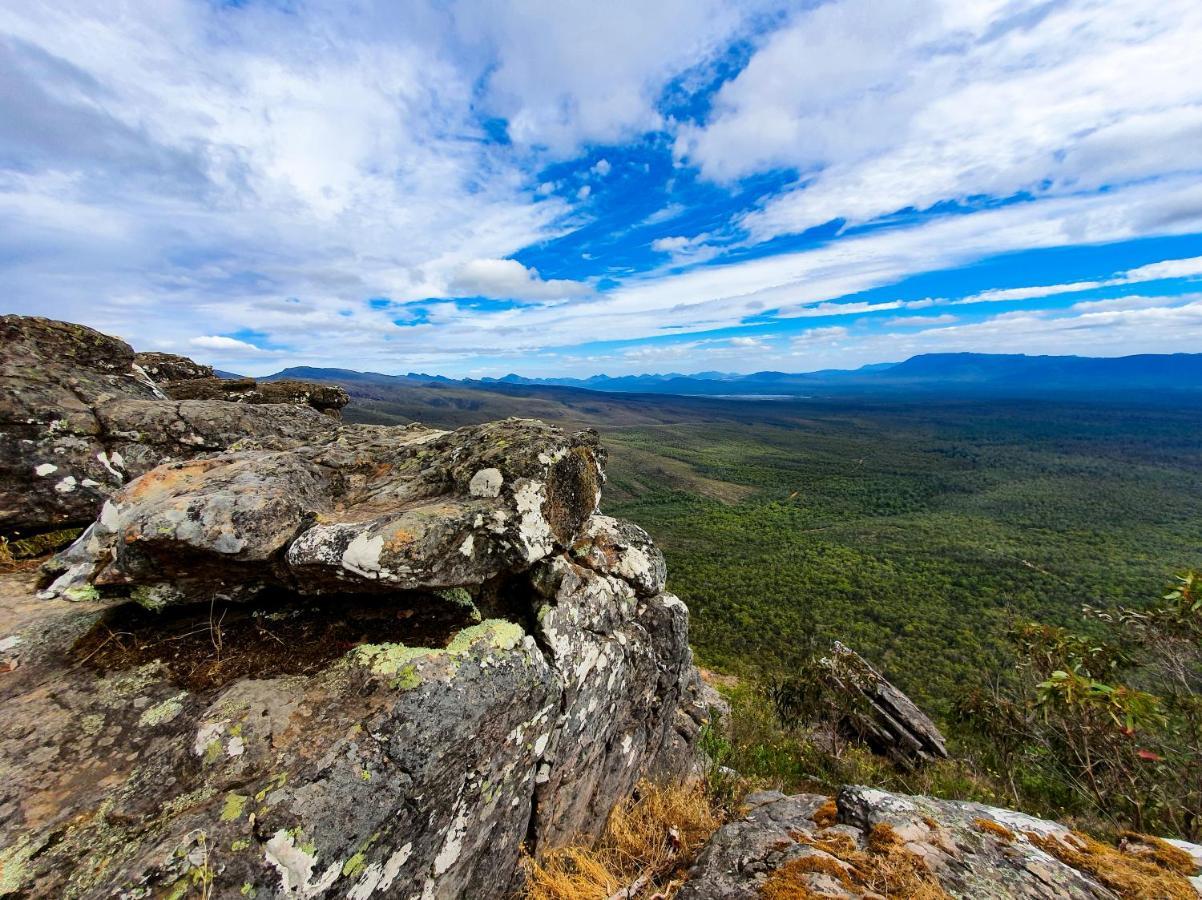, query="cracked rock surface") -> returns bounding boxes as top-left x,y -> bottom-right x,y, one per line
680,787 -> 1202,899
0,316 -> 706,898
1,316 -> 339,534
